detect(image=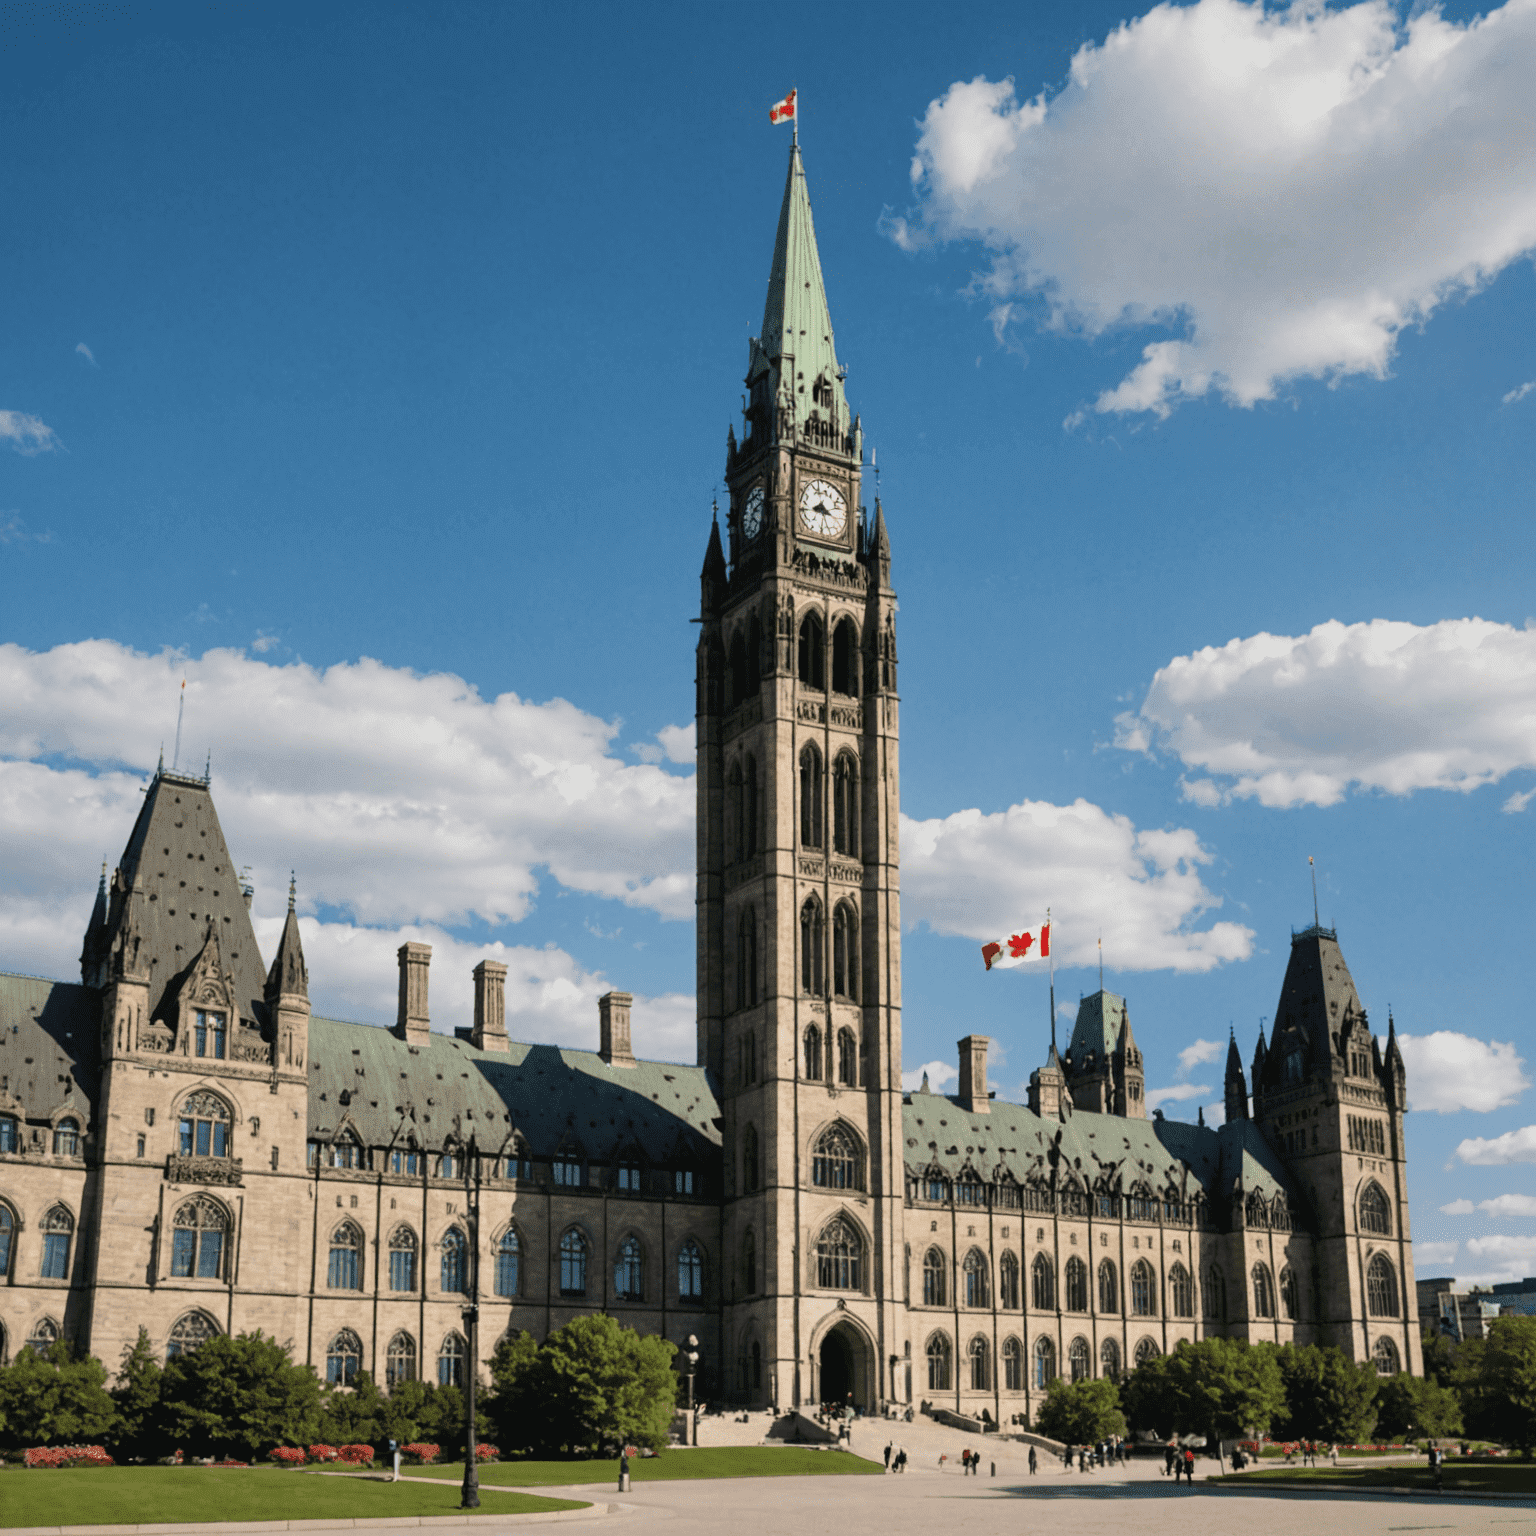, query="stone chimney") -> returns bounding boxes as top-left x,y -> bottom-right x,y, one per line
471,960 -> 509,1053
957,1034 -> 990,1113
1028,1046 -> 1072,1122
396,942 -> 432,1047
598,991 -> 636,1068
